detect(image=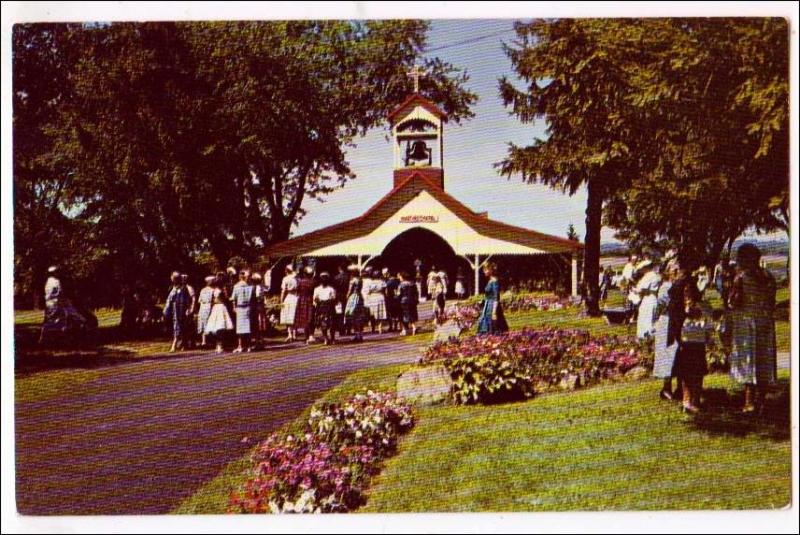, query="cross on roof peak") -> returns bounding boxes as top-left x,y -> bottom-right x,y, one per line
407,65 -> 426,93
